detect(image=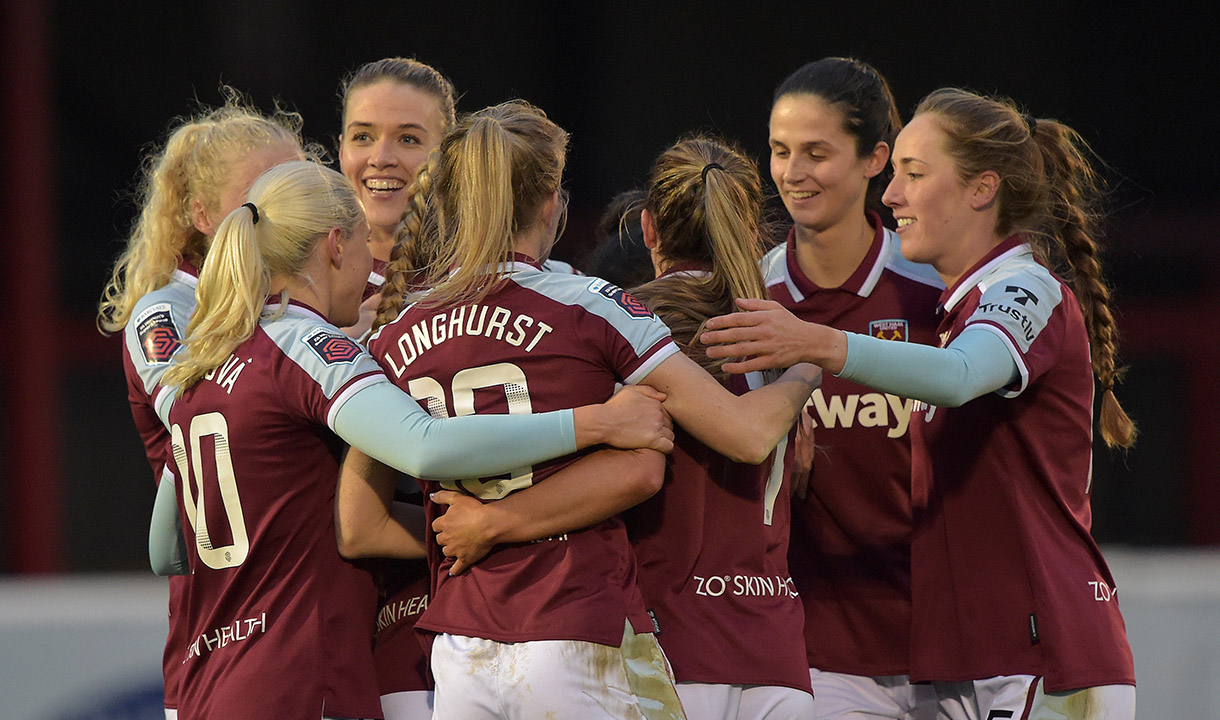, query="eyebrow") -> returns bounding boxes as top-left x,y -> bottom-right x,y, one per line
893,156 -> 926,167
770,138 -> 832,150
345,121 -> 429,133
